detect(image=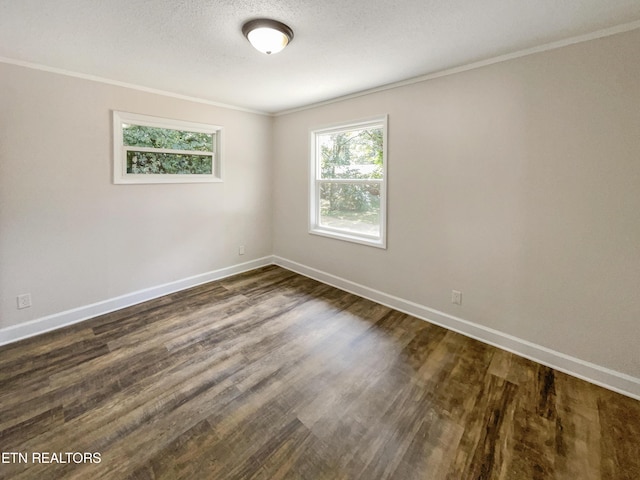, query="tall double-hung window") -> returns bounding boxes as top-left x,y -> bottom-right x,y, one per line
309,116 -> 387,248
